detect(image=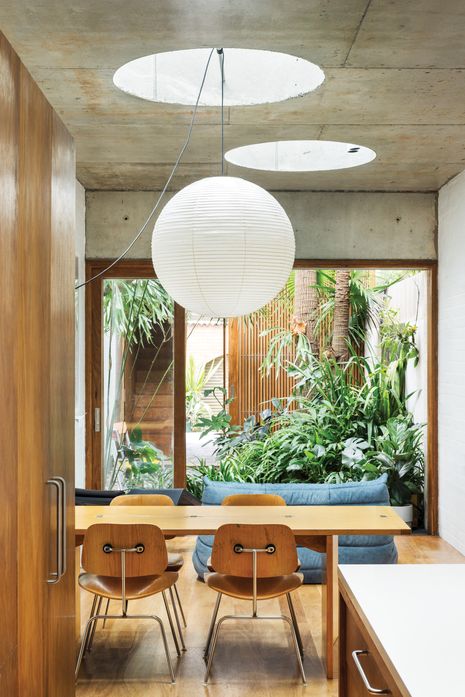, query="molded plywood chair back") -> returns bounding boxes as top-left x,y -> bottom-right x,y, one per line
221,493 -> 286,507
